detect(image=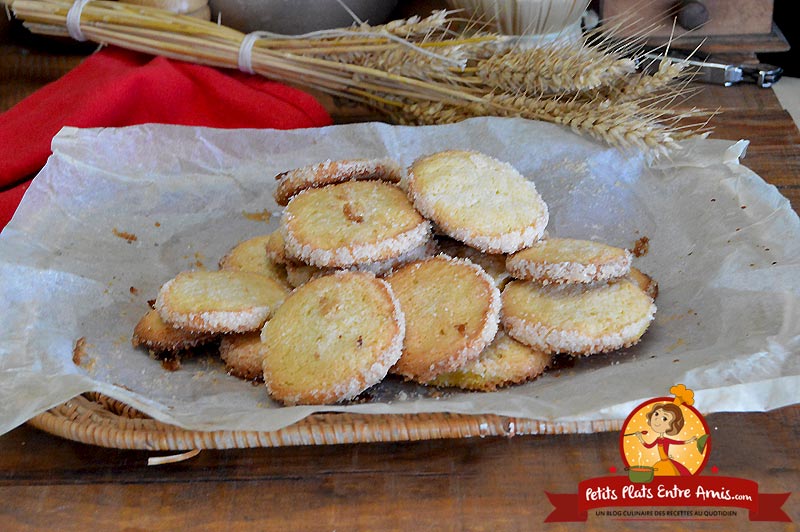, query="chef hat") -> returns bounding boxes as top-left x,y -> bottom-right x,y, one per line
670,384 -> 695,406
